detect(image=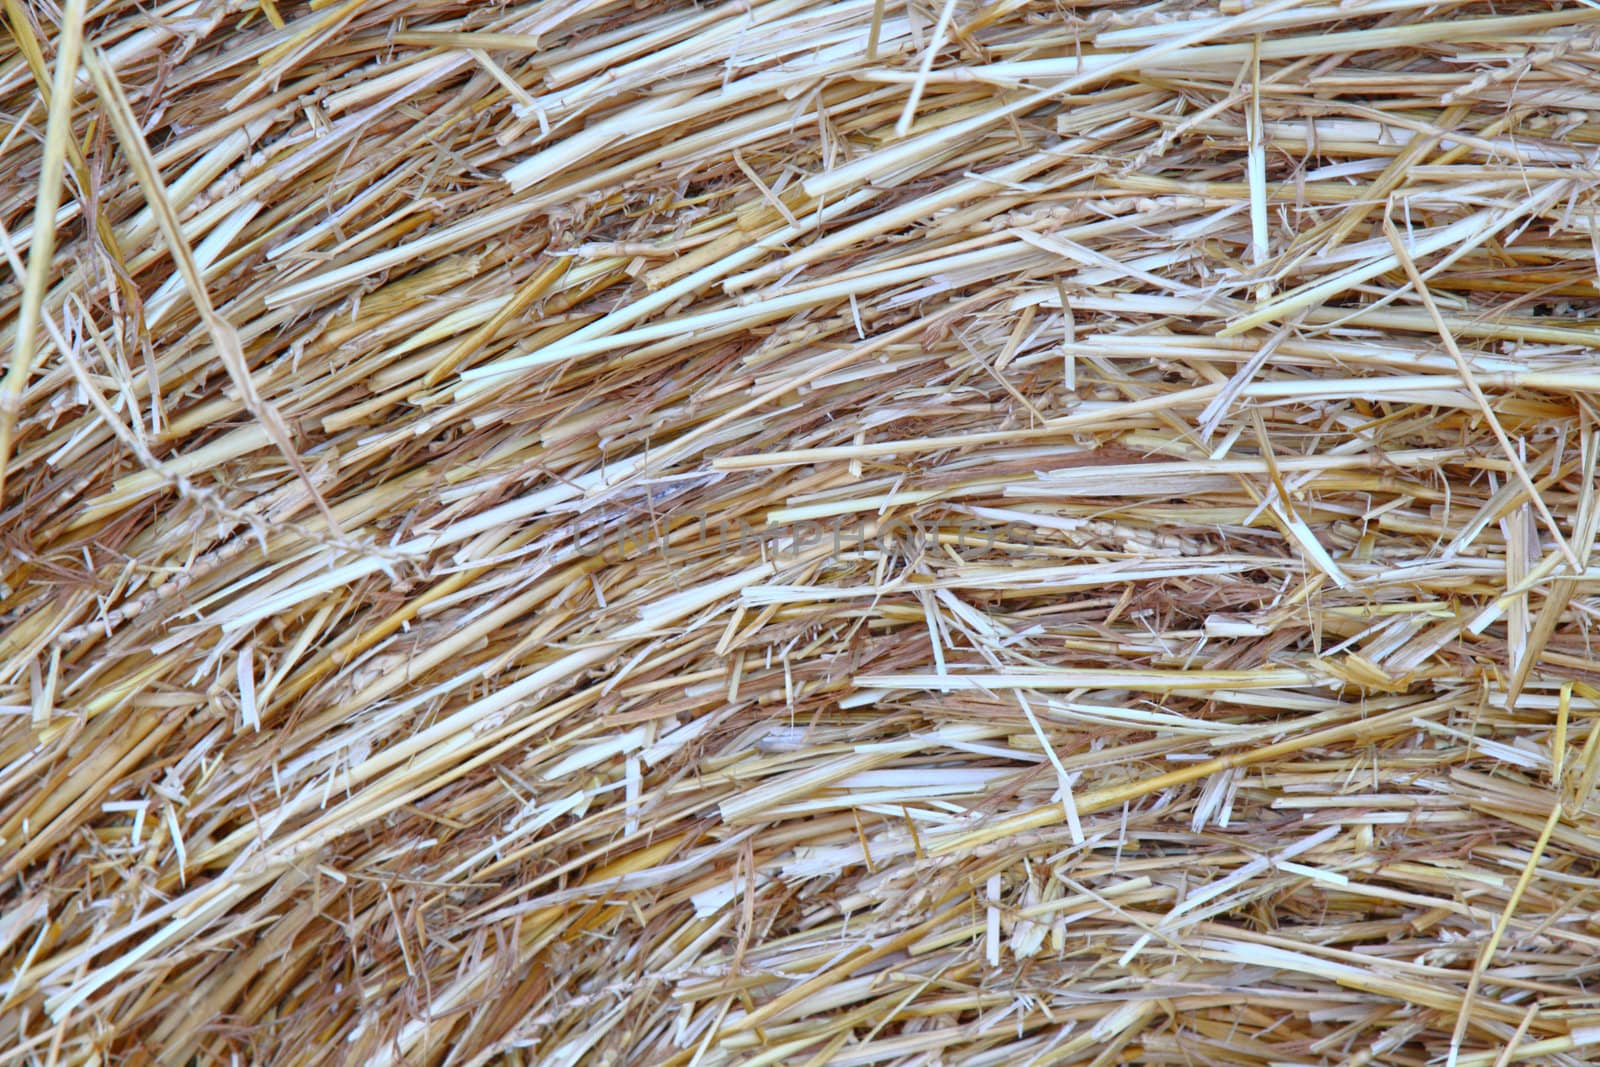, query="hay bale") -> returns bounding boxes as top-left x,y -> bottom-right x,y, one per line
4,0 -> 1600,1062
